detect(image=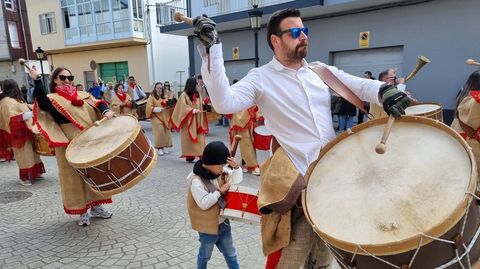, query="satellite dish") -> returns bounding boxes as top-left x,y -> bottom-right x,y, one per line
90,60 -> 97,70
